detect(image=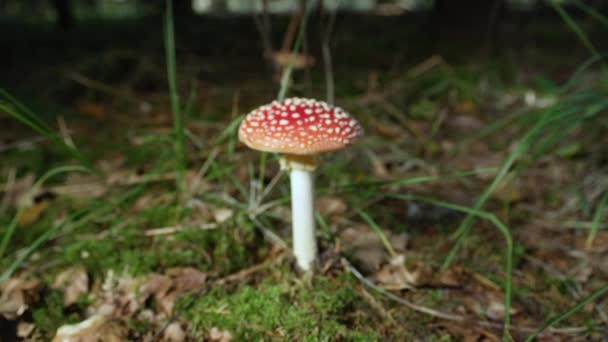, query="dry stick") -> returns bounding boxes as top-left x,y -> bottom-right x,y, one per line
186,147 -> 219,199
344,257 -> 596,336
300,0 -> 312,97
256,170 -> 285,207
57,116 -> 76,149
281,11 -> 302,54
320,4 -> 337,104
342,258 -> 464,321
252,0 -> 274,63
0,168 -> 16,212
215,252 -> 287,285
0,136 -> 47,153
68,72 -> 142,105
